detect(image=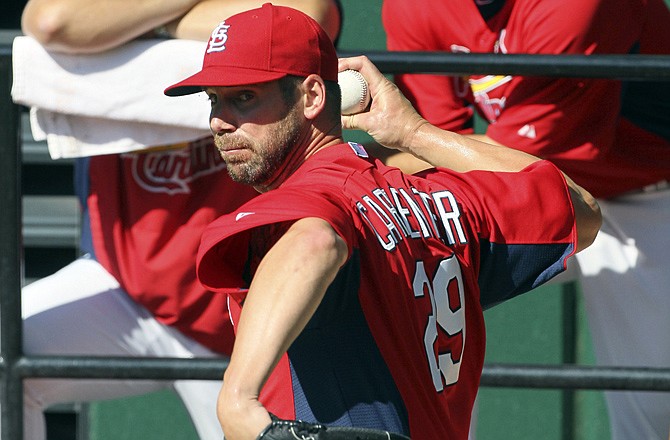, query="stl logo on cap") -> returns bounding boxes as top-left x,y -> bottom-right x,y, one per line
207,21 -> 231,54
